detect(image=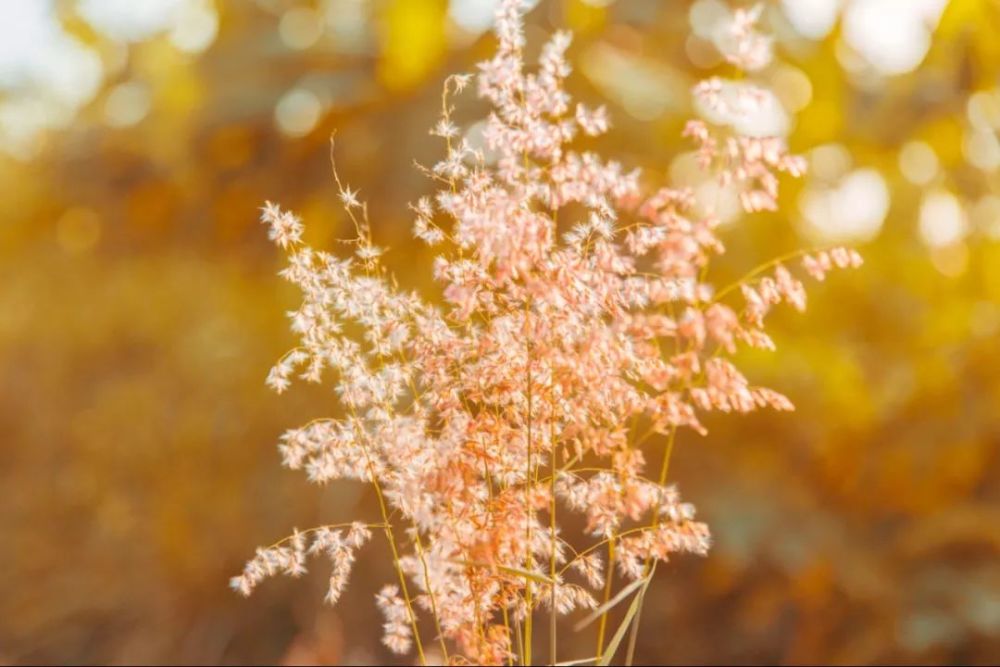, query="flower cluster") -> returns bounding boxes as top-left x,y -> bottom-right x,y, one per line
230,523 -> 372,604
236,2 -> 861,664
